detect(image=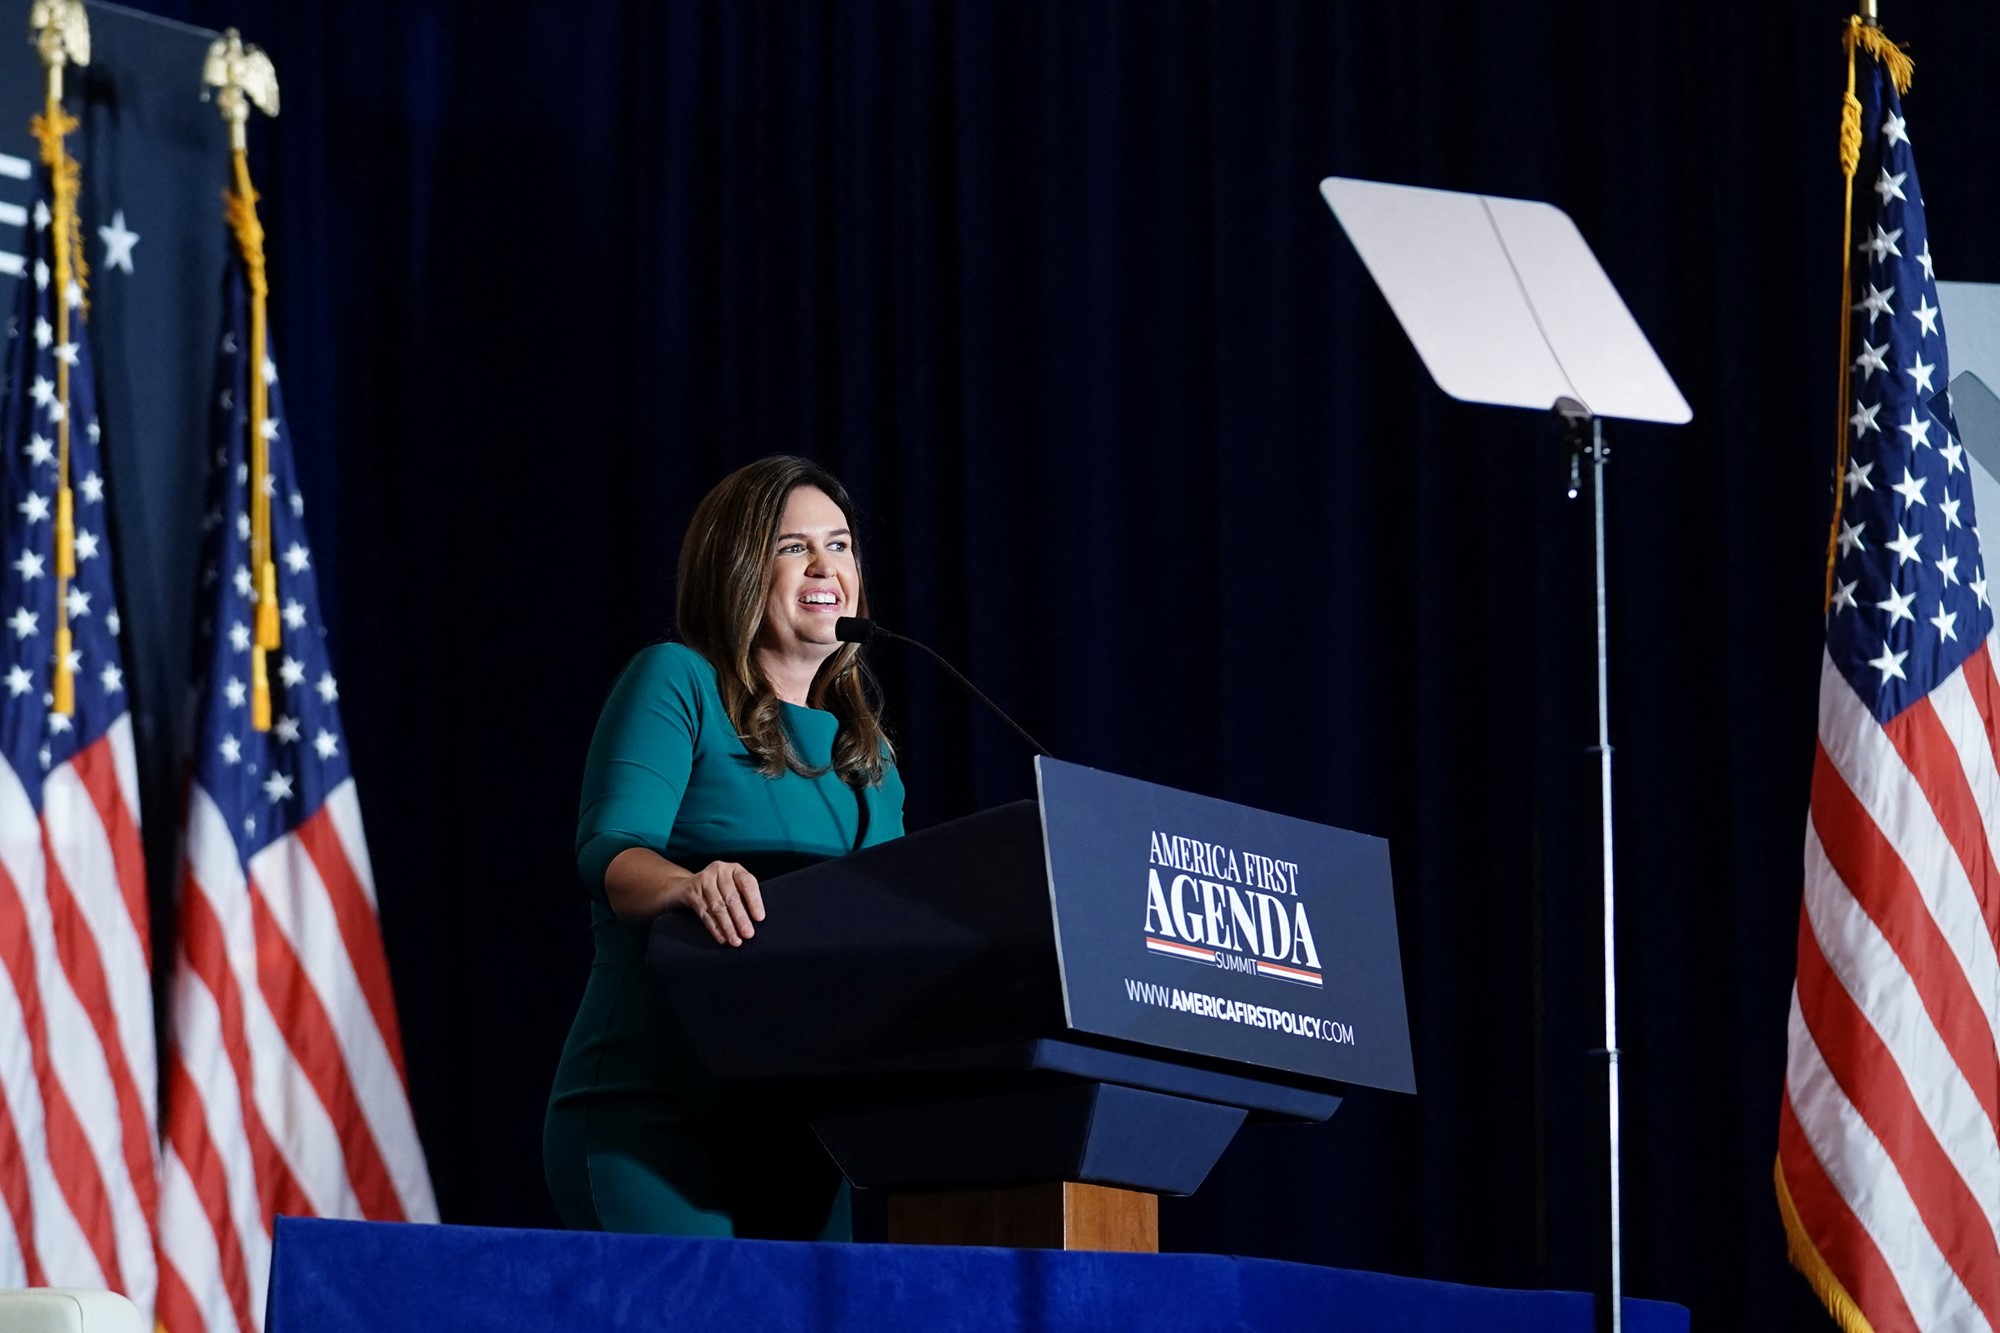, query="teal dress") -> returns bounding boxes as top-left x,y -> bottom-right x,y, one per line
543,642 -> 905,1238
